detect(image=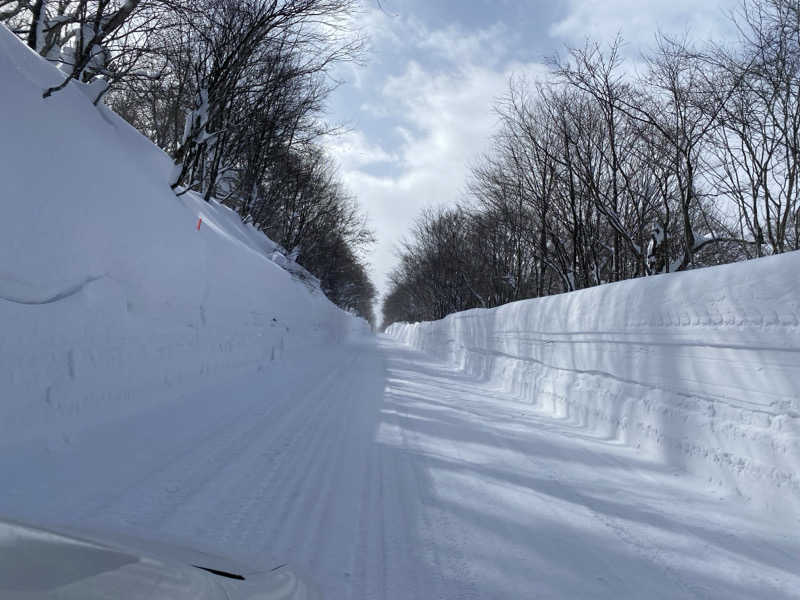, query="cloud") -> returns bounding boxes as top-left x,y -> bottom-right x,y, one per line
550,0 -> 739,50
325,15 -> 550,306
325,130 -> 398,172
329,51 -> 546,302
418,22 -> 515,68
